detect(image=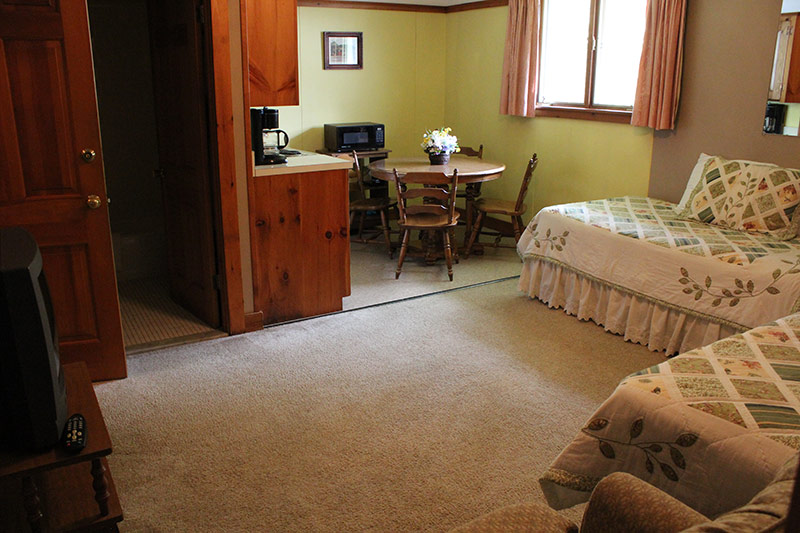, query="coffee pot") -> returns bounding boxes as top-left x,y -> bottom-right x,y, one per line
250,107 -> 290,165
